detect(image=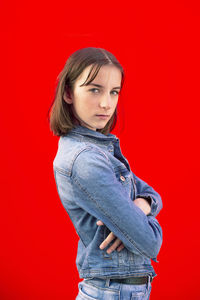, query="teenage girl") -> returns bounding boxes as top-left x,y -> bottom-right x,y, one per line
48,47 -> 163,300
